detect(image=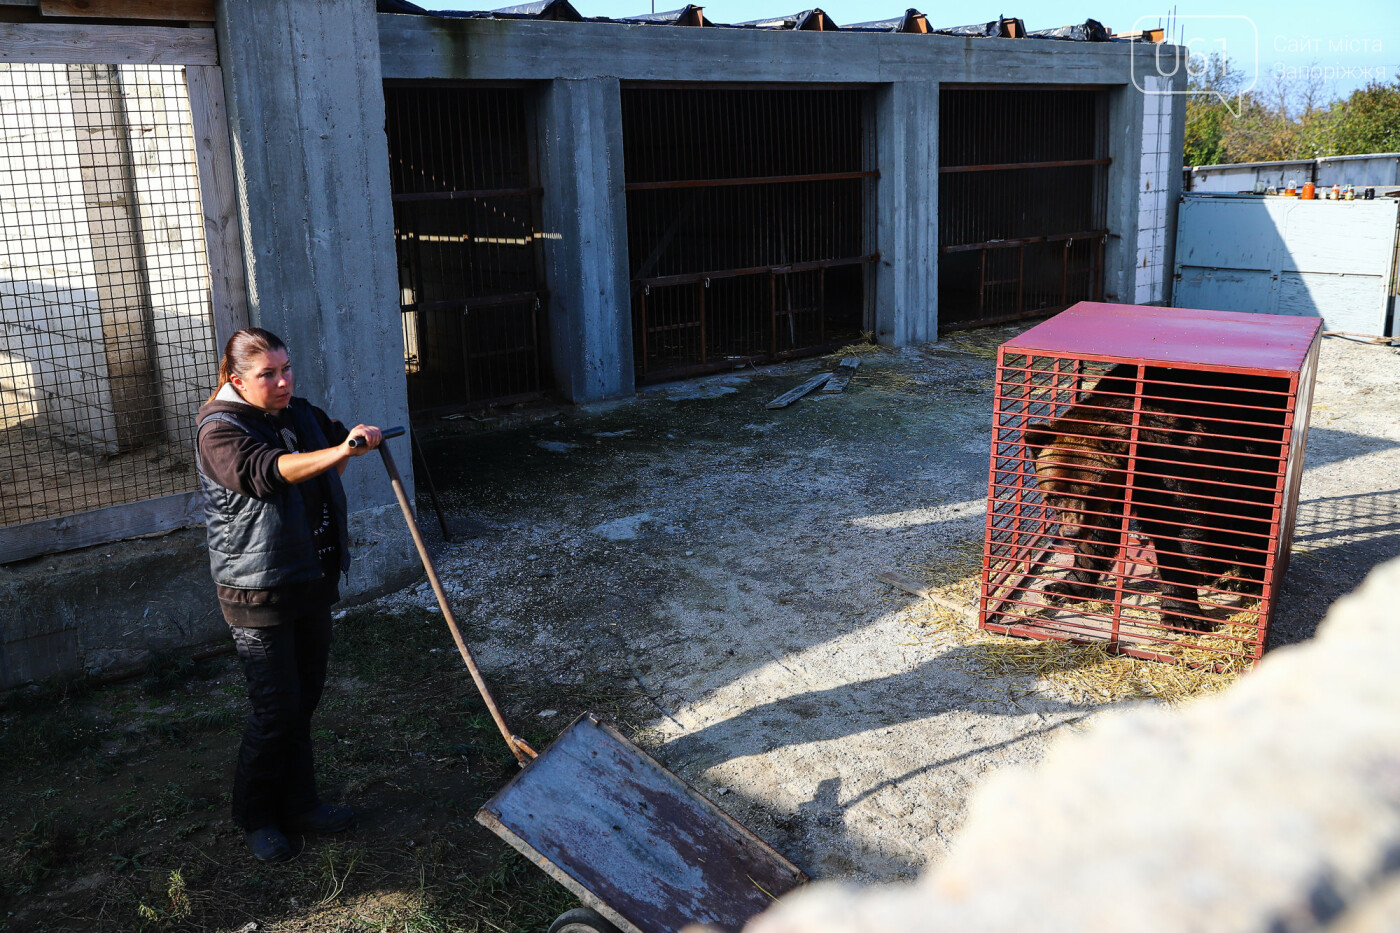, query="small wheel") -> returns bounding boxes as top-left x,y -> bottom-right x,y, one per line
549,907 -> 621,933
